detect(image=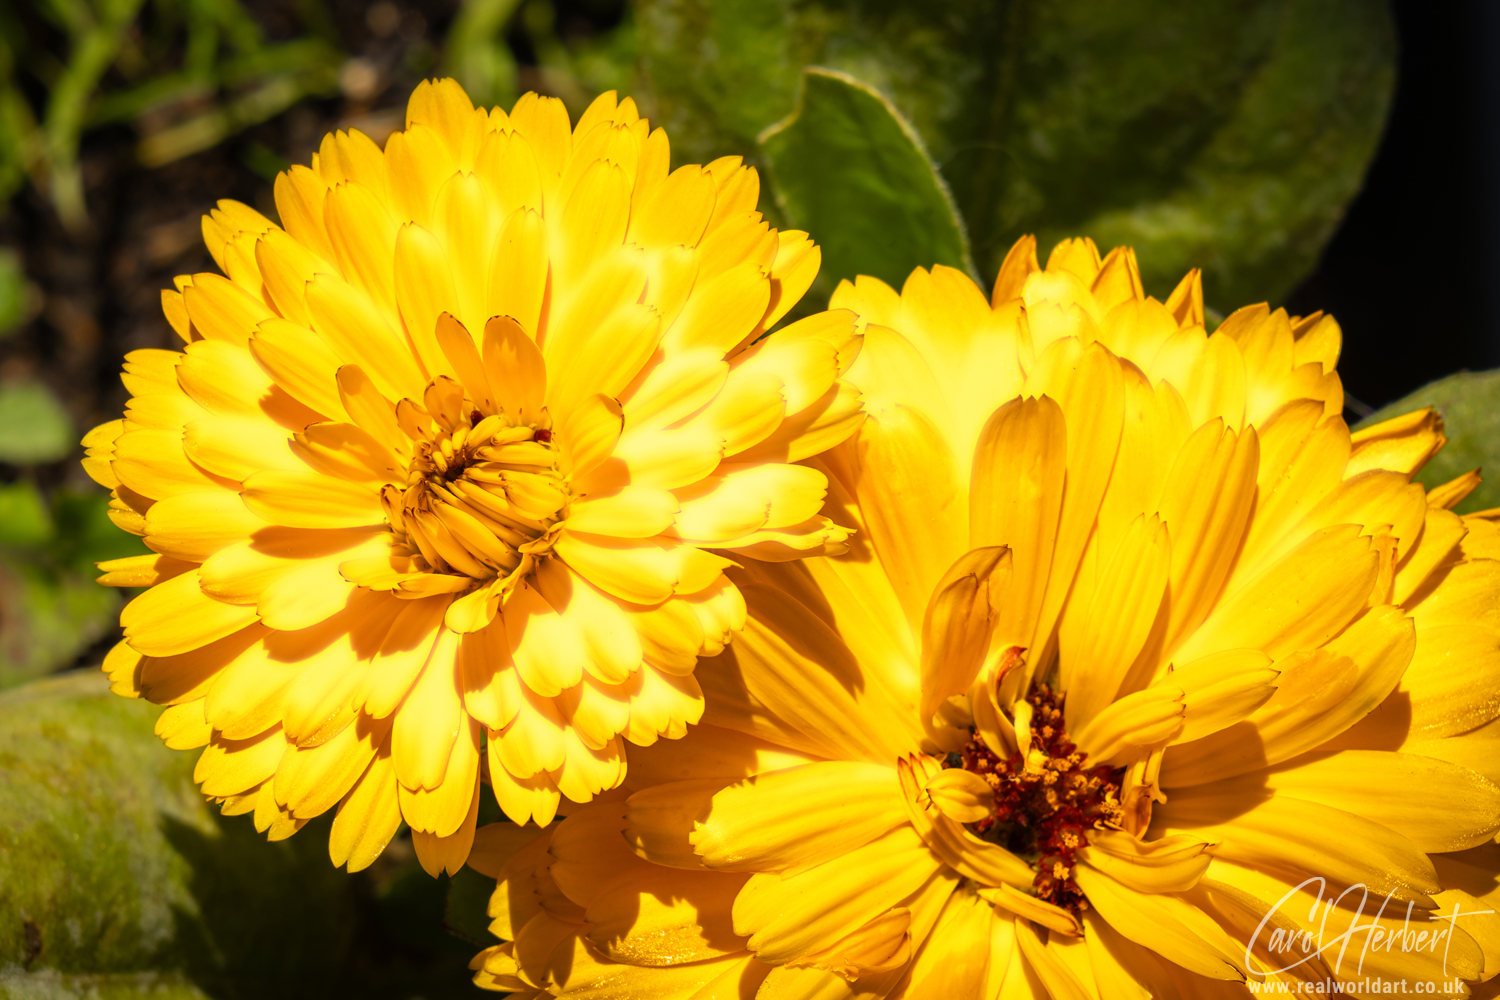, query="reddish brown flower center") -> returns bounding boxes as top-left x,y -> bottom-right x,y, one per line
951,685 -> 1125,914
